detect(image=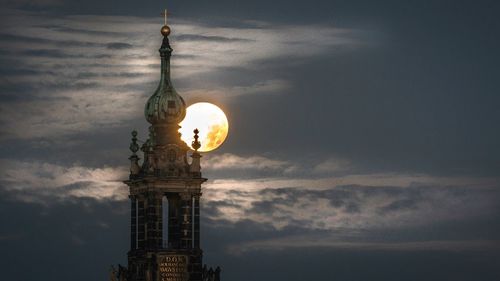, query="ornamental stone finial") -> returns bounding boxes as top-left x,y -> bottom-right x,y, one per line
190,129 -> 202,176
129,130 -> 139,155
191,128 -> 201,151
128,130 -> 141,176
